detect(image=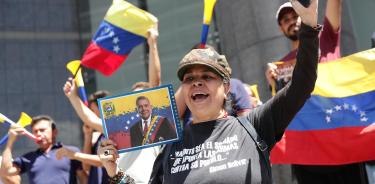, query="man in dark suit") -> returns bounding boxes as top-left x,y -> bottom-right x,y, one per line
130,96 -> 177,147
